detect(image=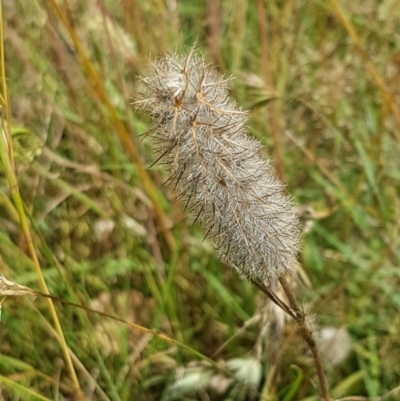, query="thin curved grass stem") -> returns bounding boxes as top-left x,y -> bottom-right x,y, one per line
0,126 -> 83,399
0,8 -> 82,397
